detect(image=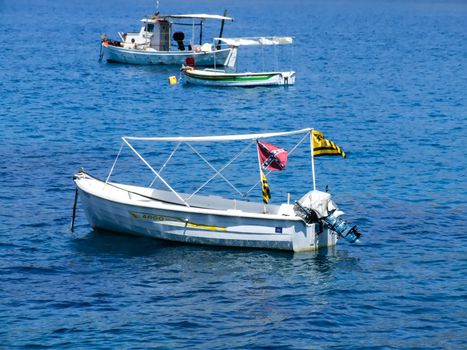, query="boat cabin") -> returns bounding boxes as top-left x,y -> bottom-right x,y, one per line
117,14 -> 233,52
